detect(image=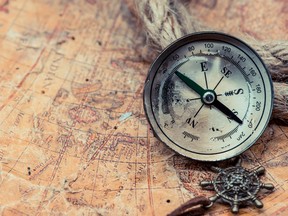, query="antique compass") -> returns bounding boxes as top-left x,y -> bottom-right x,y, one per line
143,32 -> 274,213
143,32 -> 273,161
